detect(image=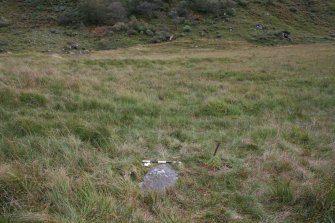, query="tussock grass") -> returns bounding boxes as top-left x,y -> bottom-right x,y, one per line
0,42 -> 334,222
